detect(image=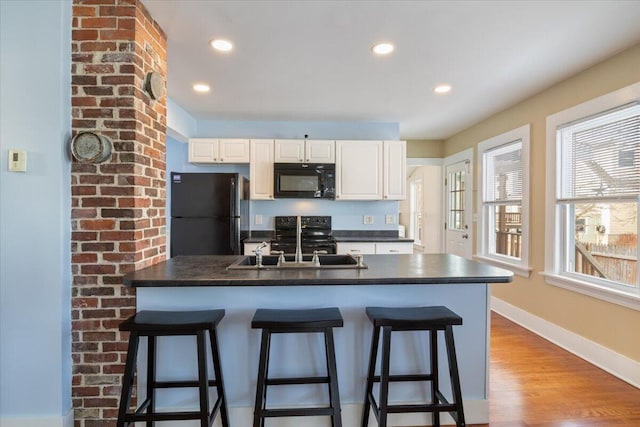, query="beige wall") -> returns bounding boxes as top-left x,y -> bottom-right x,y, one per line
407,139 -> 444,158
443,43 -> 640,362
